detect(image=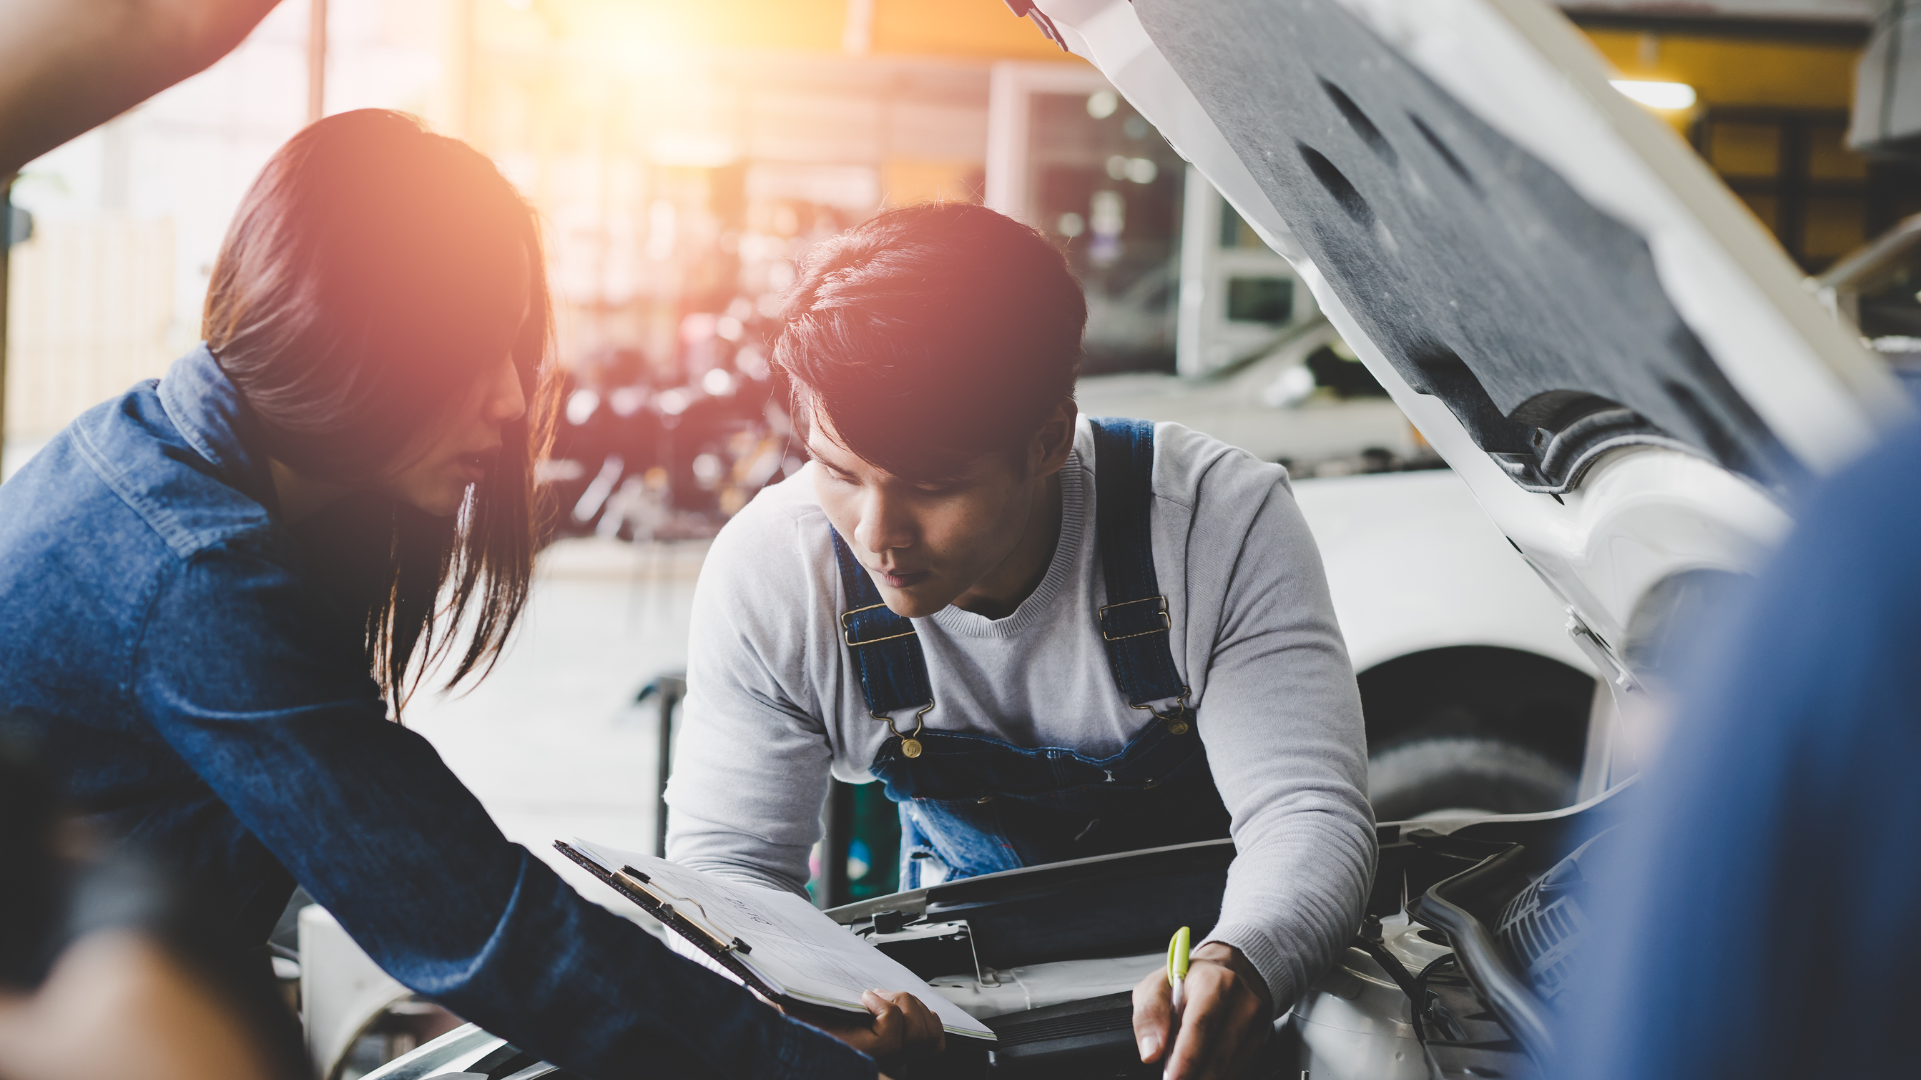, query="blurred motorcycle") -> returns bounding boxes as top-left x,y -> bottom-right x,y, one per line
542,301 -> 805,544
